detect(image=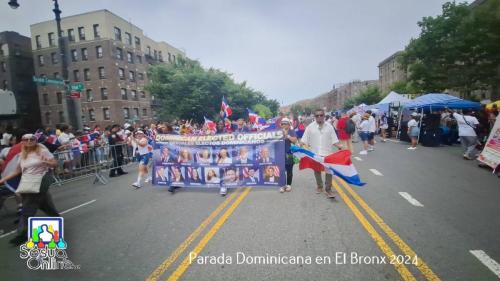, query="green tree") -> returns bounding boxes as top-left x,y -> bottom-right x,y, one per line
146,57 -> 280,122
253,104 -> 272,119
